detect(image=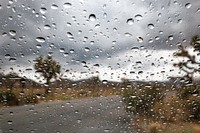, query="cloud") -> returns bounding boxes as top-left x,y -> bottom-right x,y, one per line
0,0 -> 200,81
